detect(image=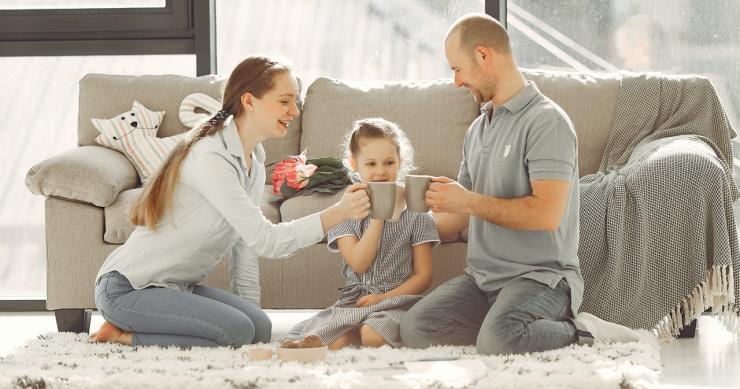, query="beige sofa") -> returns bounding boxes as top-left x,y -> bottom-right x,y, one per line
26,70 -> 630,333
